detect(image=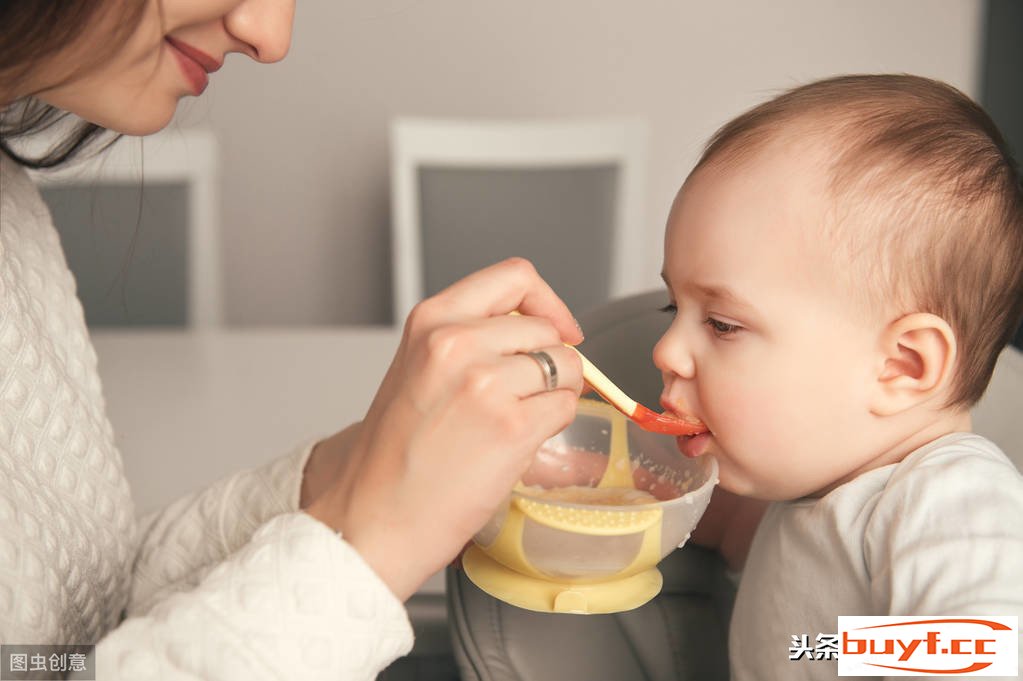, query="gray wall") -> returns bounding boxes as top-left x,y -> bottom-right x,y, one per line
167,0 -> 983,326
